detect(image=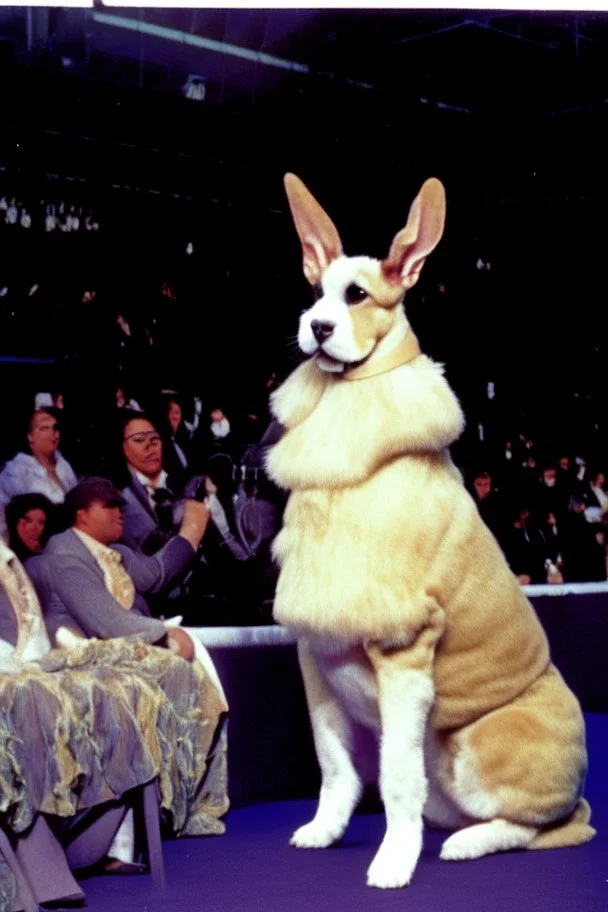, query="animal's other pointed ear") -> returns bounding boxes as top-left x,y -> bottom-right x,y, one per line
284,173 -> 343,286
382,178 -> 446,291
